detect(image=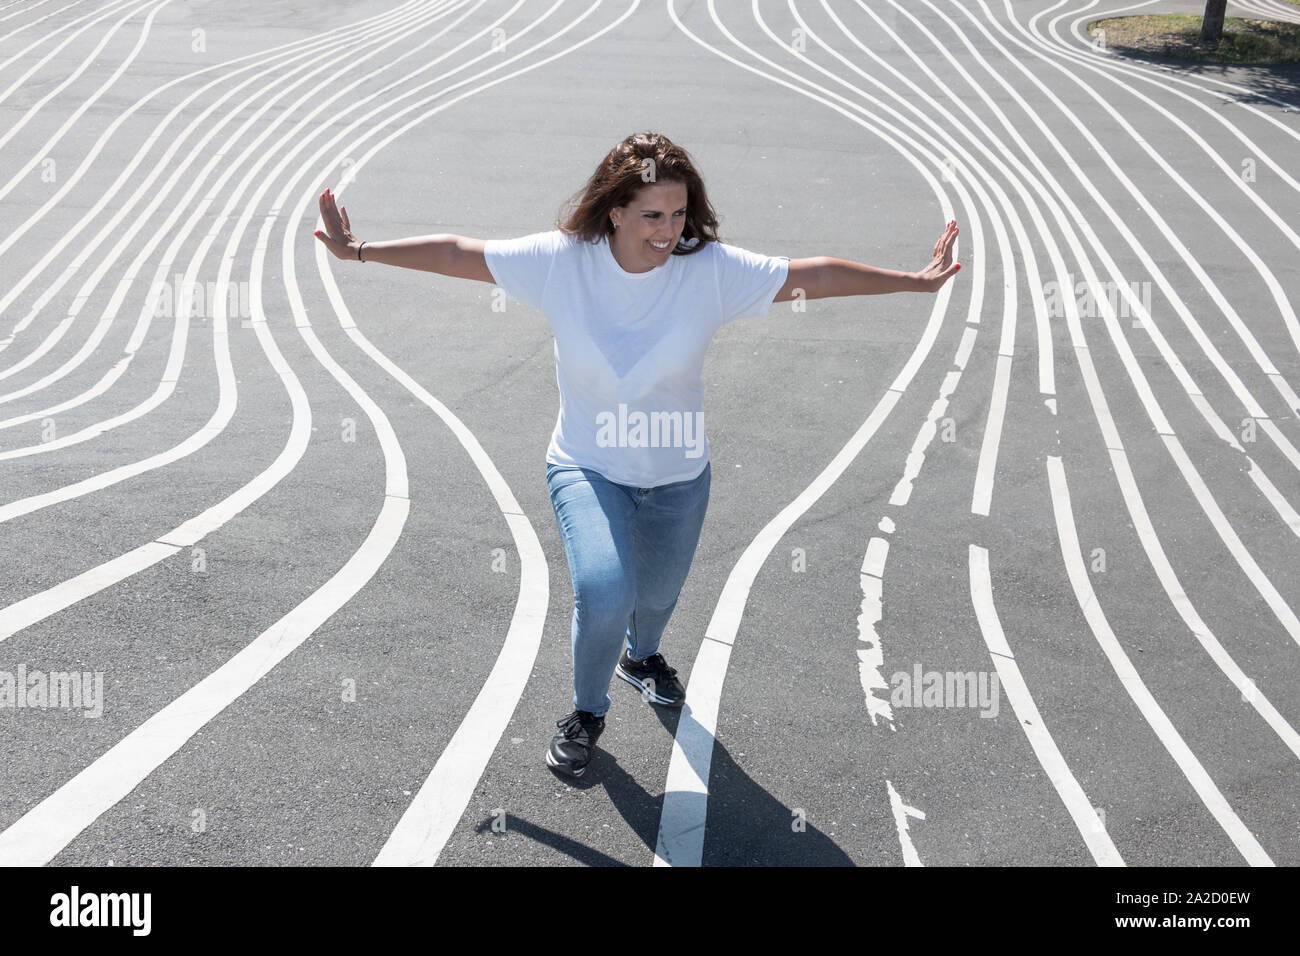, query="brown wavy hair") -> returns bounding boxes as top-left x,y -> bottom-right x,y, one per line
555,131 -> 721,256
